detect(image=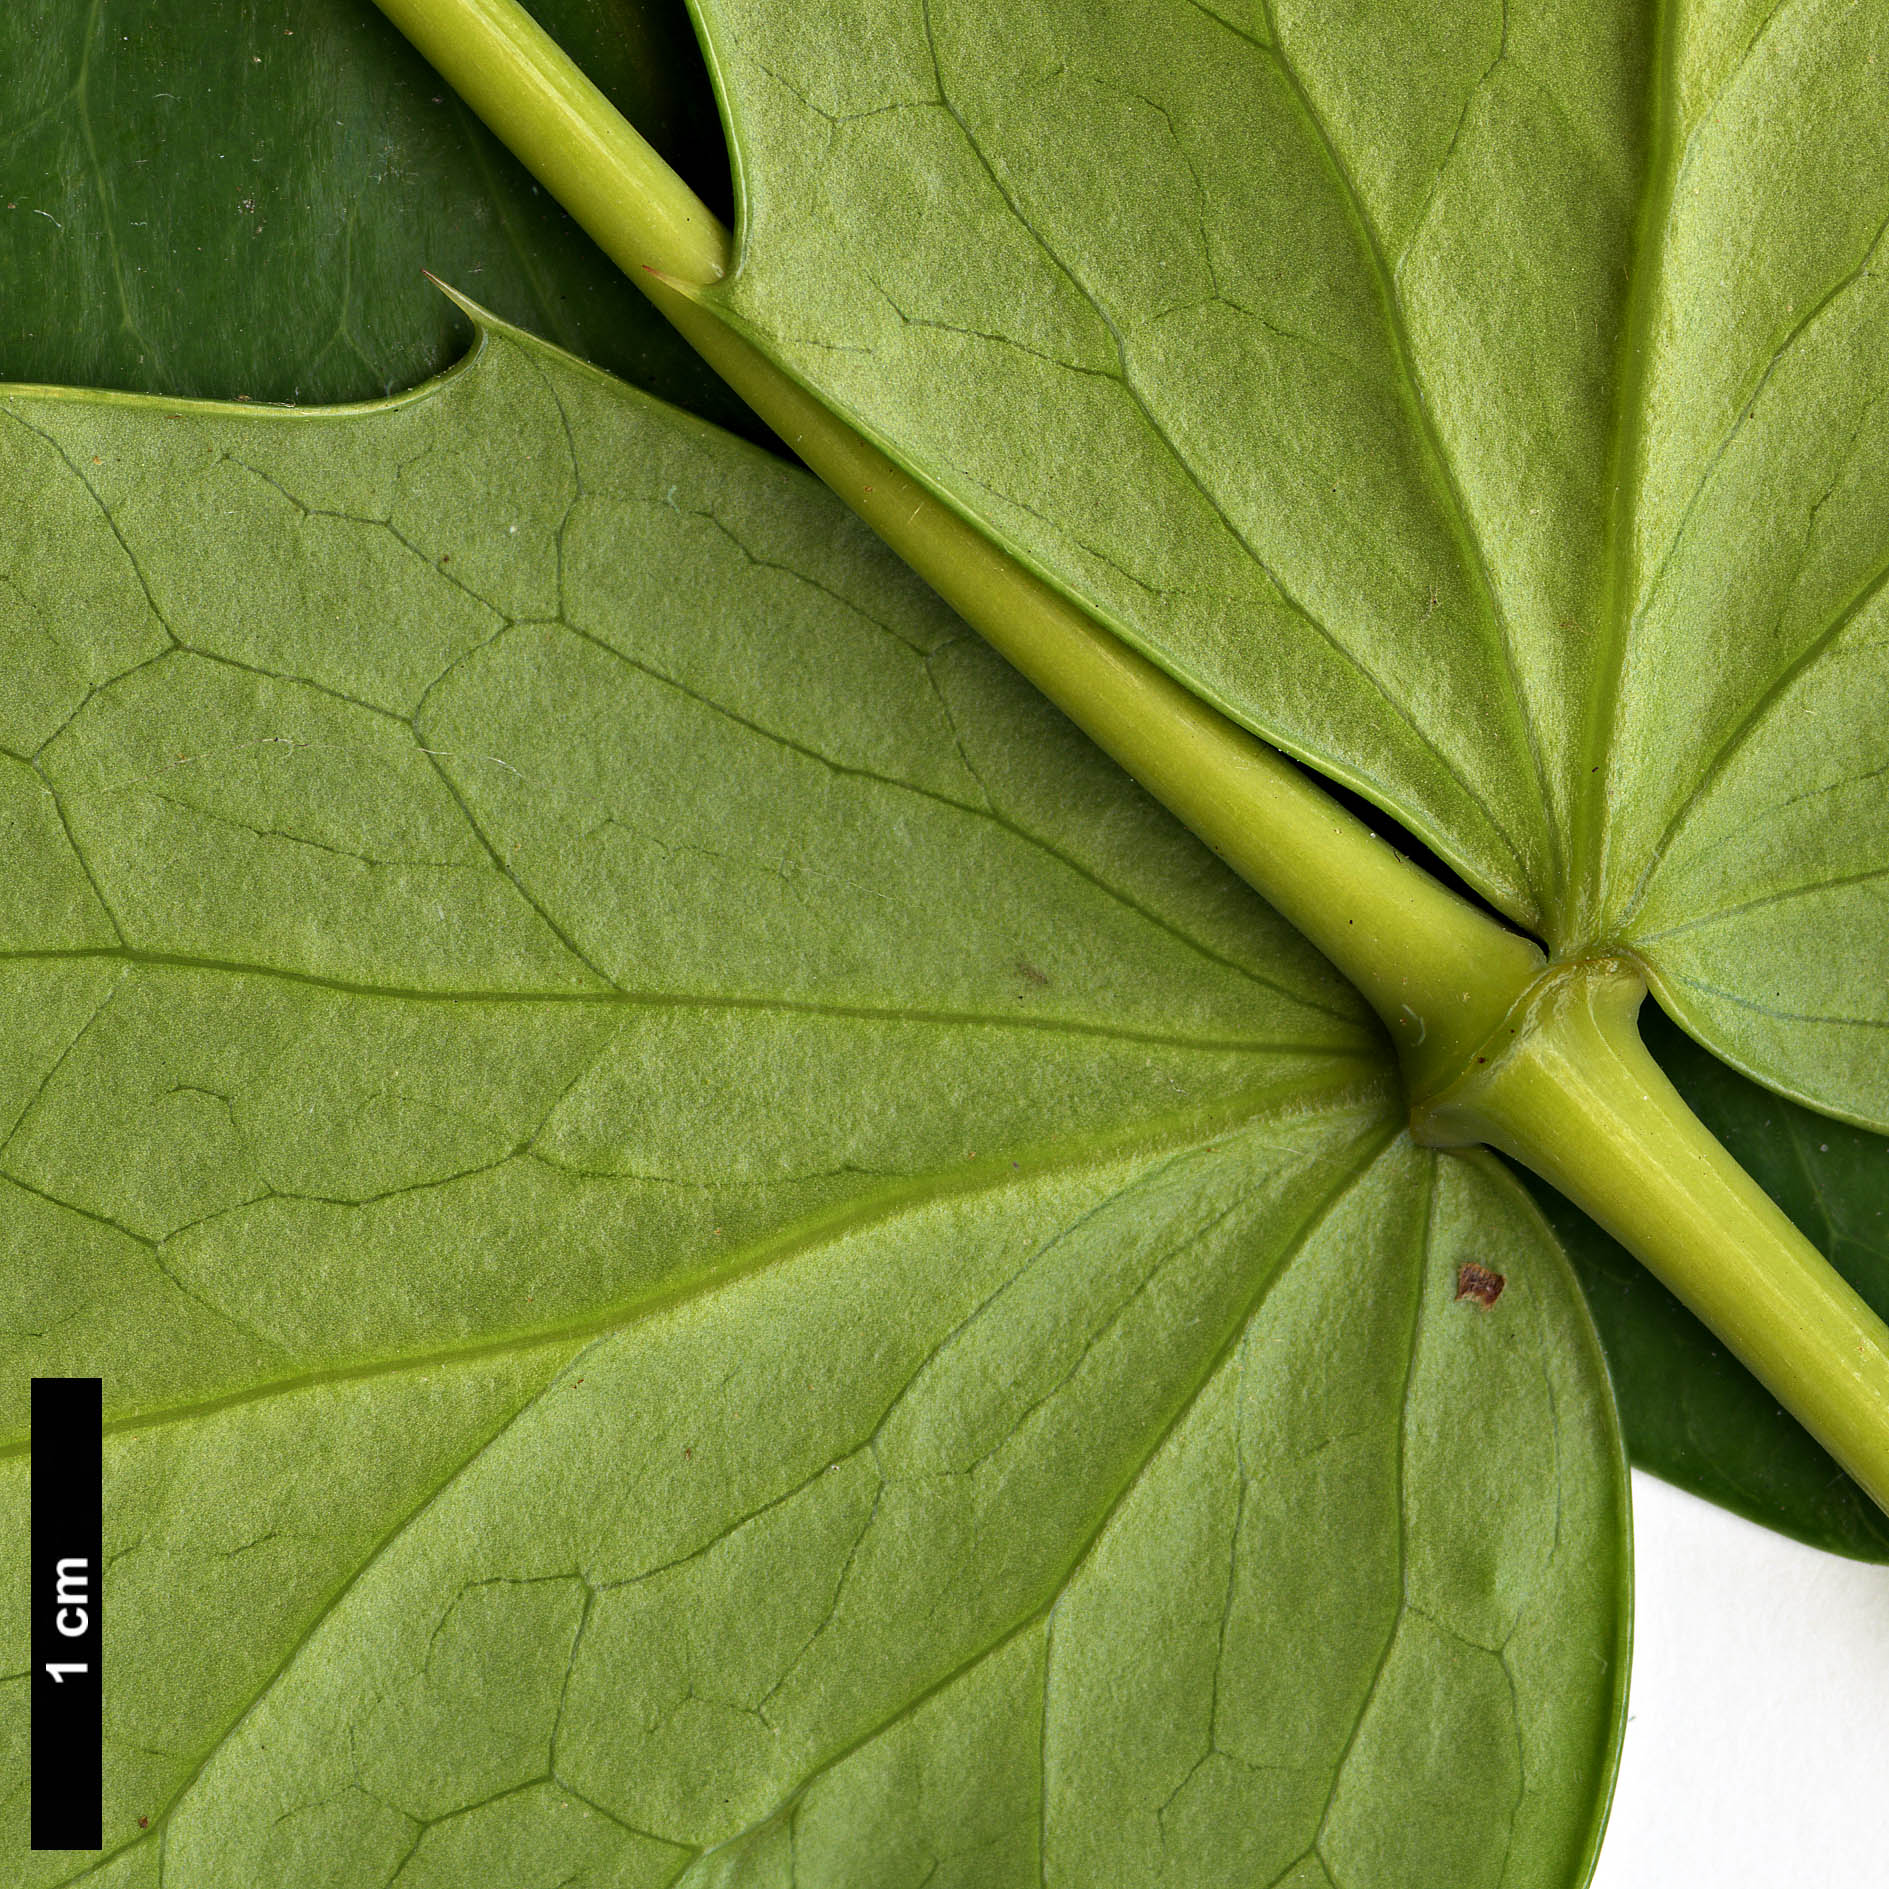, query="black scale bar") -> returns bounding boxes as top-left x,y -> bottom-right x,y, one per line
31,1377 -> 101,1850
